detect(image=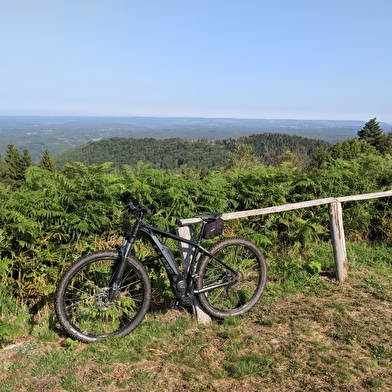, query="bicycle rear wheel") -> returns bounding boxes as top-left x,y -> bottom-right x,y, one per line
55,250 -> 151,343
196,237 -> 267,318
